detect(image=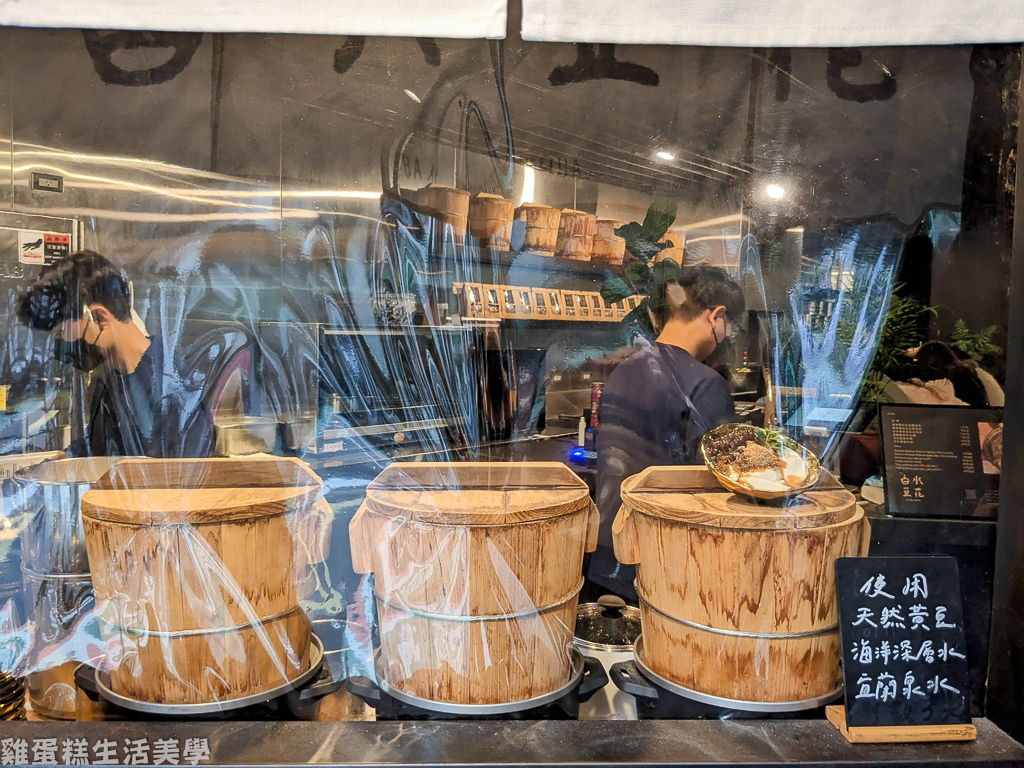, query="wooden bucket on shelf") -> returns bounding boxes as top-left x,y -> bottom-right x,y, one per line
593,218 -> 626,265
514,204 -> 560,256
613,466 -> 868,706
556,209 -> 596,261
350,461 -> 598,706
469,193 -> 515,251
407,184 -> 470,244
81,457 -> 332,706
